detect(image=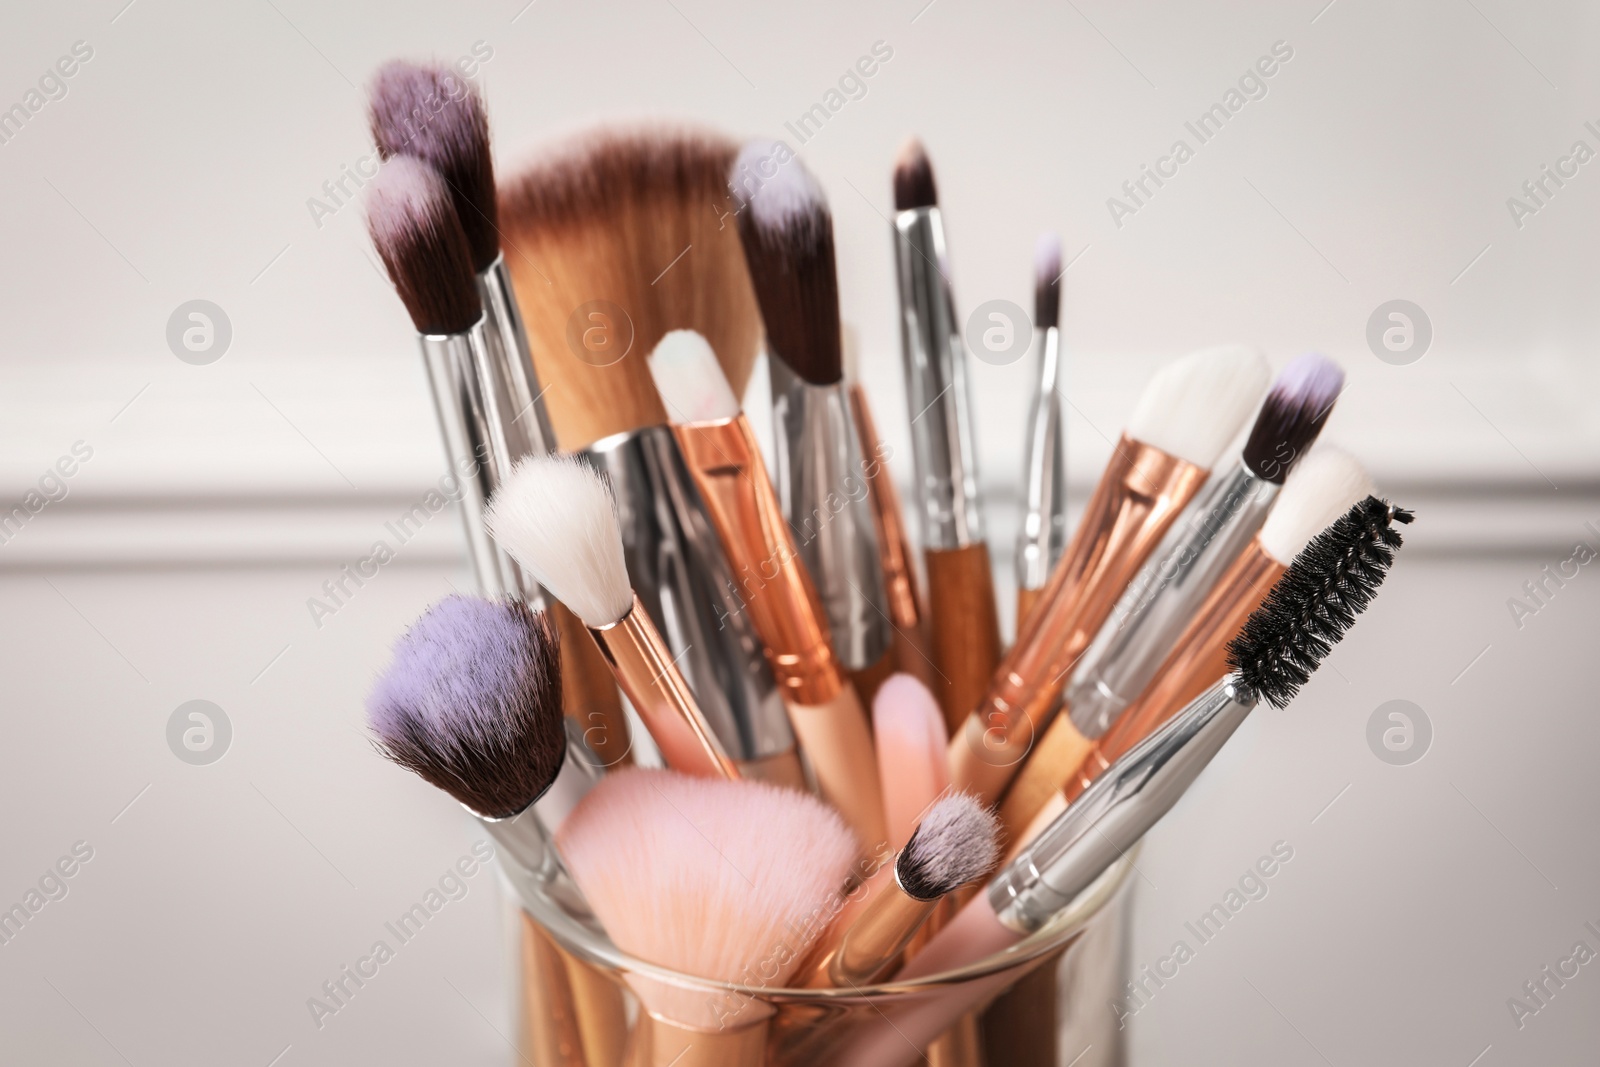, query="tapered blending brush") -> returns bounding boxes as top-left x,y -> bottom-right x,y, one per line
949,345 -> 1270,807
1015,232 -> 1068,627
496,128 -> 763,450
366,595 -> 600,1067
485,454 -> 739,780
891,139 -> 1003,735
647,329 -> 888,847
366,155 -> 538,602
369,60 -> 558,460
556,768 -> 859,1066
732,141 -> 893,697
834,497 -> 1410,1067
796,794 -> 998,988
998,356 -> 1347,840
